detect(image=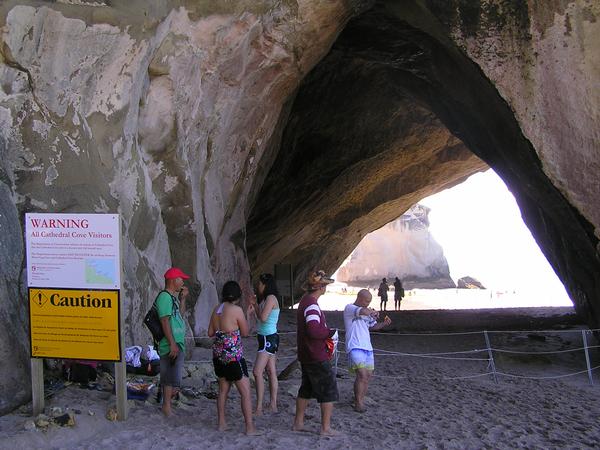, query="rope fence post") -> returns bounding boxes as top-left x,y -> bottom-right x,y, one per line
582,330 -> 594,386
484,330 -> 498,384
